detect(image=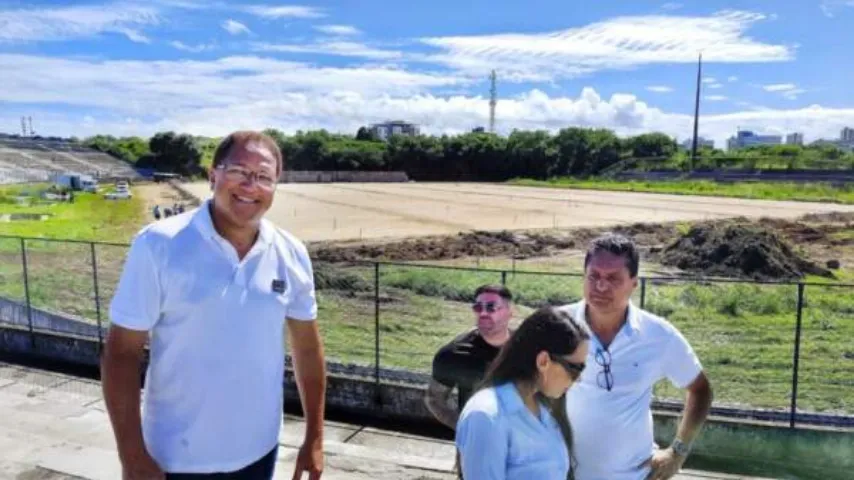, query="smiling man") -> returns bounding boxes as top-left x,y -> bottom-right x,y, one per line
101,131 -> 327,480
561,233 -> 713,480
